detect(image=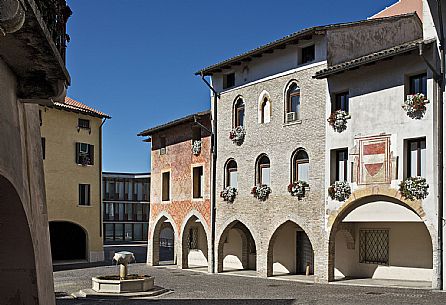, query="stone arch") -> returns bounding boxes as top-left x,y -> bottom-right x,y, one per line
0,174 -> 39,304
151,211 -> 179,266
216,218 -> 258,273
327,187 -> 436,284
258,90 -> 272,124
49,220 -> 88,261
180,210 -> 210,269
266,219 -> 315,277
